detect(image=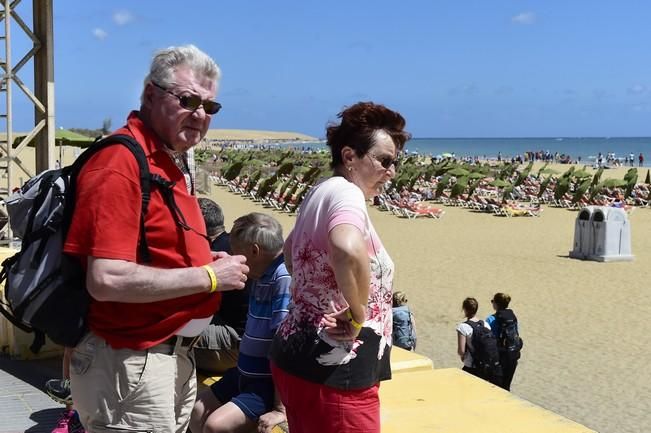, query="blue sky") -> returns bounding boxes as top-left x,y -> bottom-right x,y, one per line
6,1 -> 651,138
